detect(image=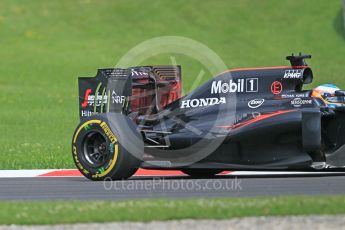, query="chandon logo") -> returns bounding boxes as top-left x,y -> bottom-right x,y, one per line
181,97 -> 226,108
248,99 -> 265,108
